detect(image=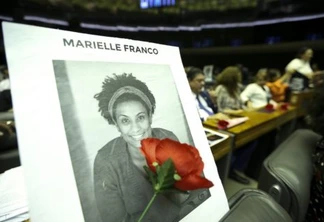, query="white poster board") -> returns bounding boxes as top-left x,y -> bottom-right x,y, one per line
2,22 -> 229,222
